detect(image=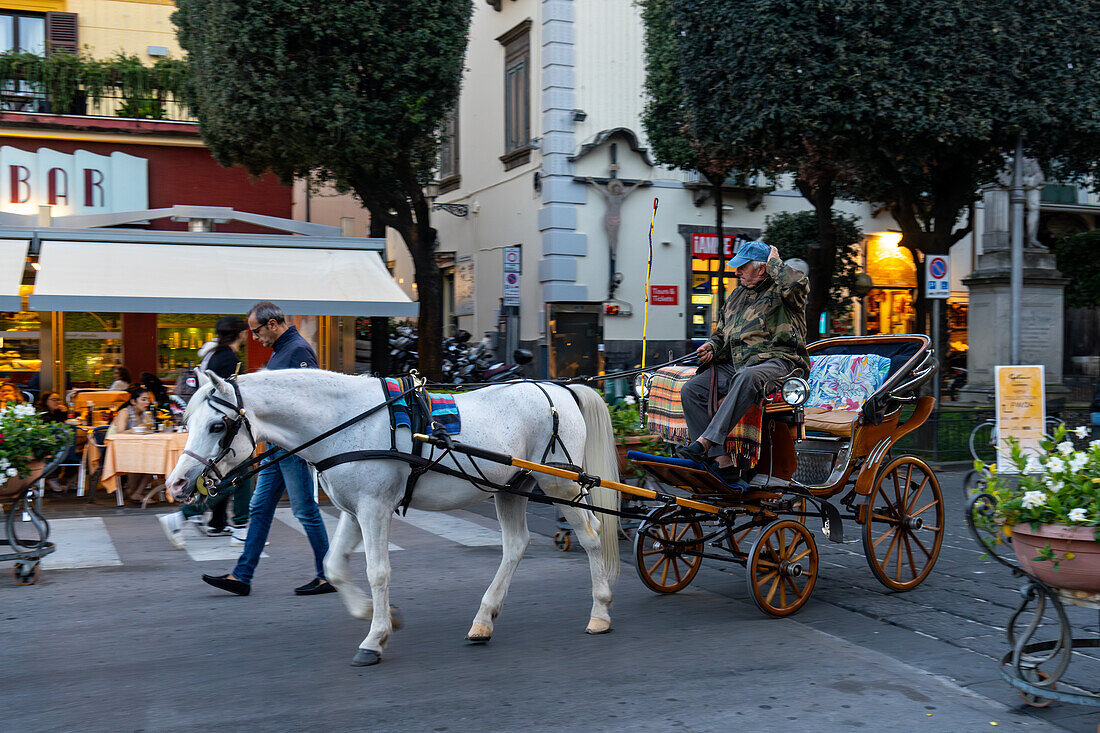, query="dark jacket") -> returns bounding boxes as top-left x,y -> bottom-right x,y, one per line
266,326 -> 318,371
205,346 -> 240,379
